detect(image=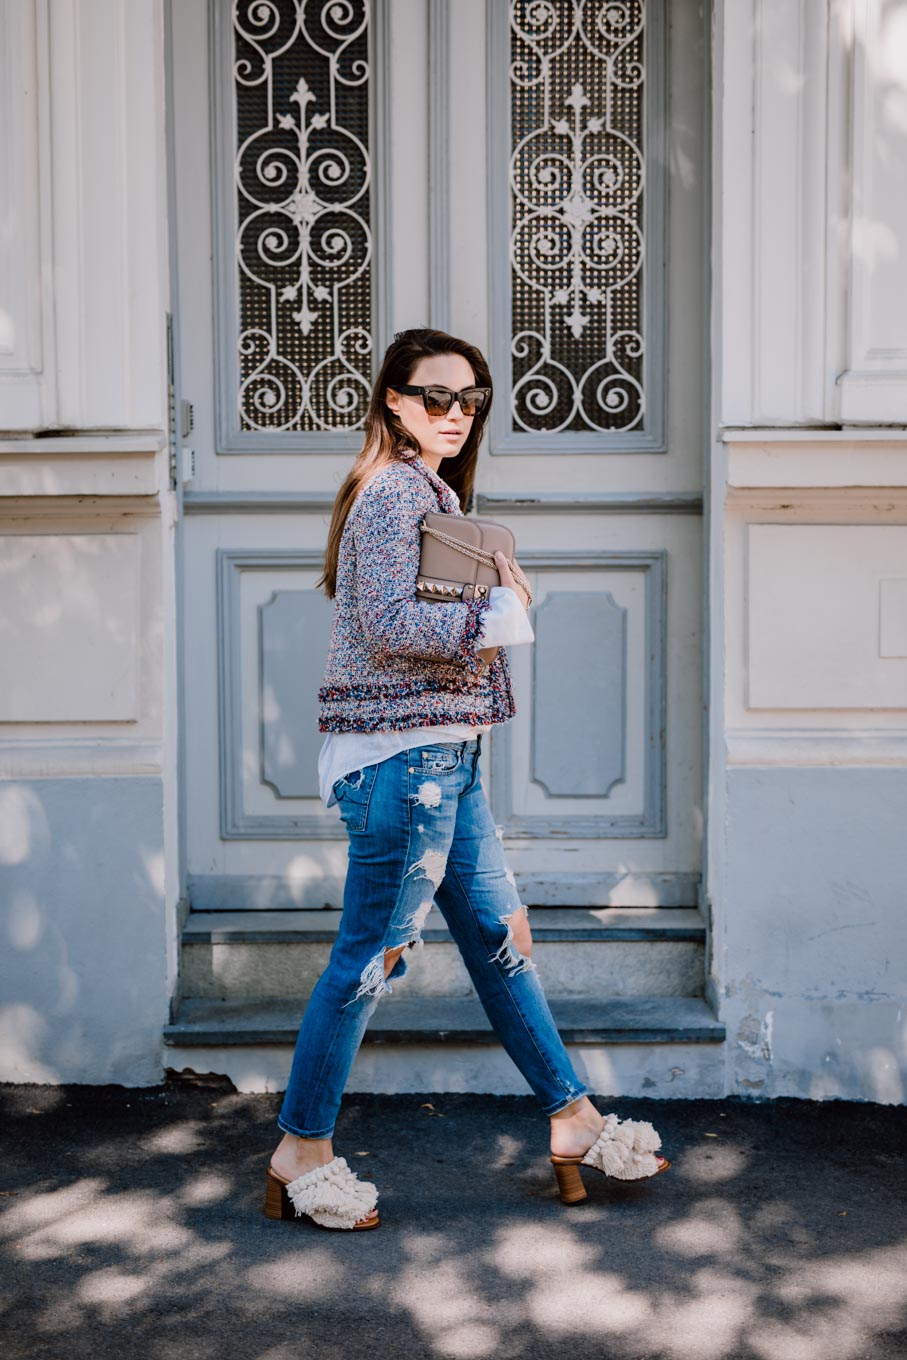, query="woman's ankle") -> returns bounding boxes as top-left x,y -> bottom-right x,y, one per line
550,1095 -> 595,1123
274,1131 -> 334,1166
